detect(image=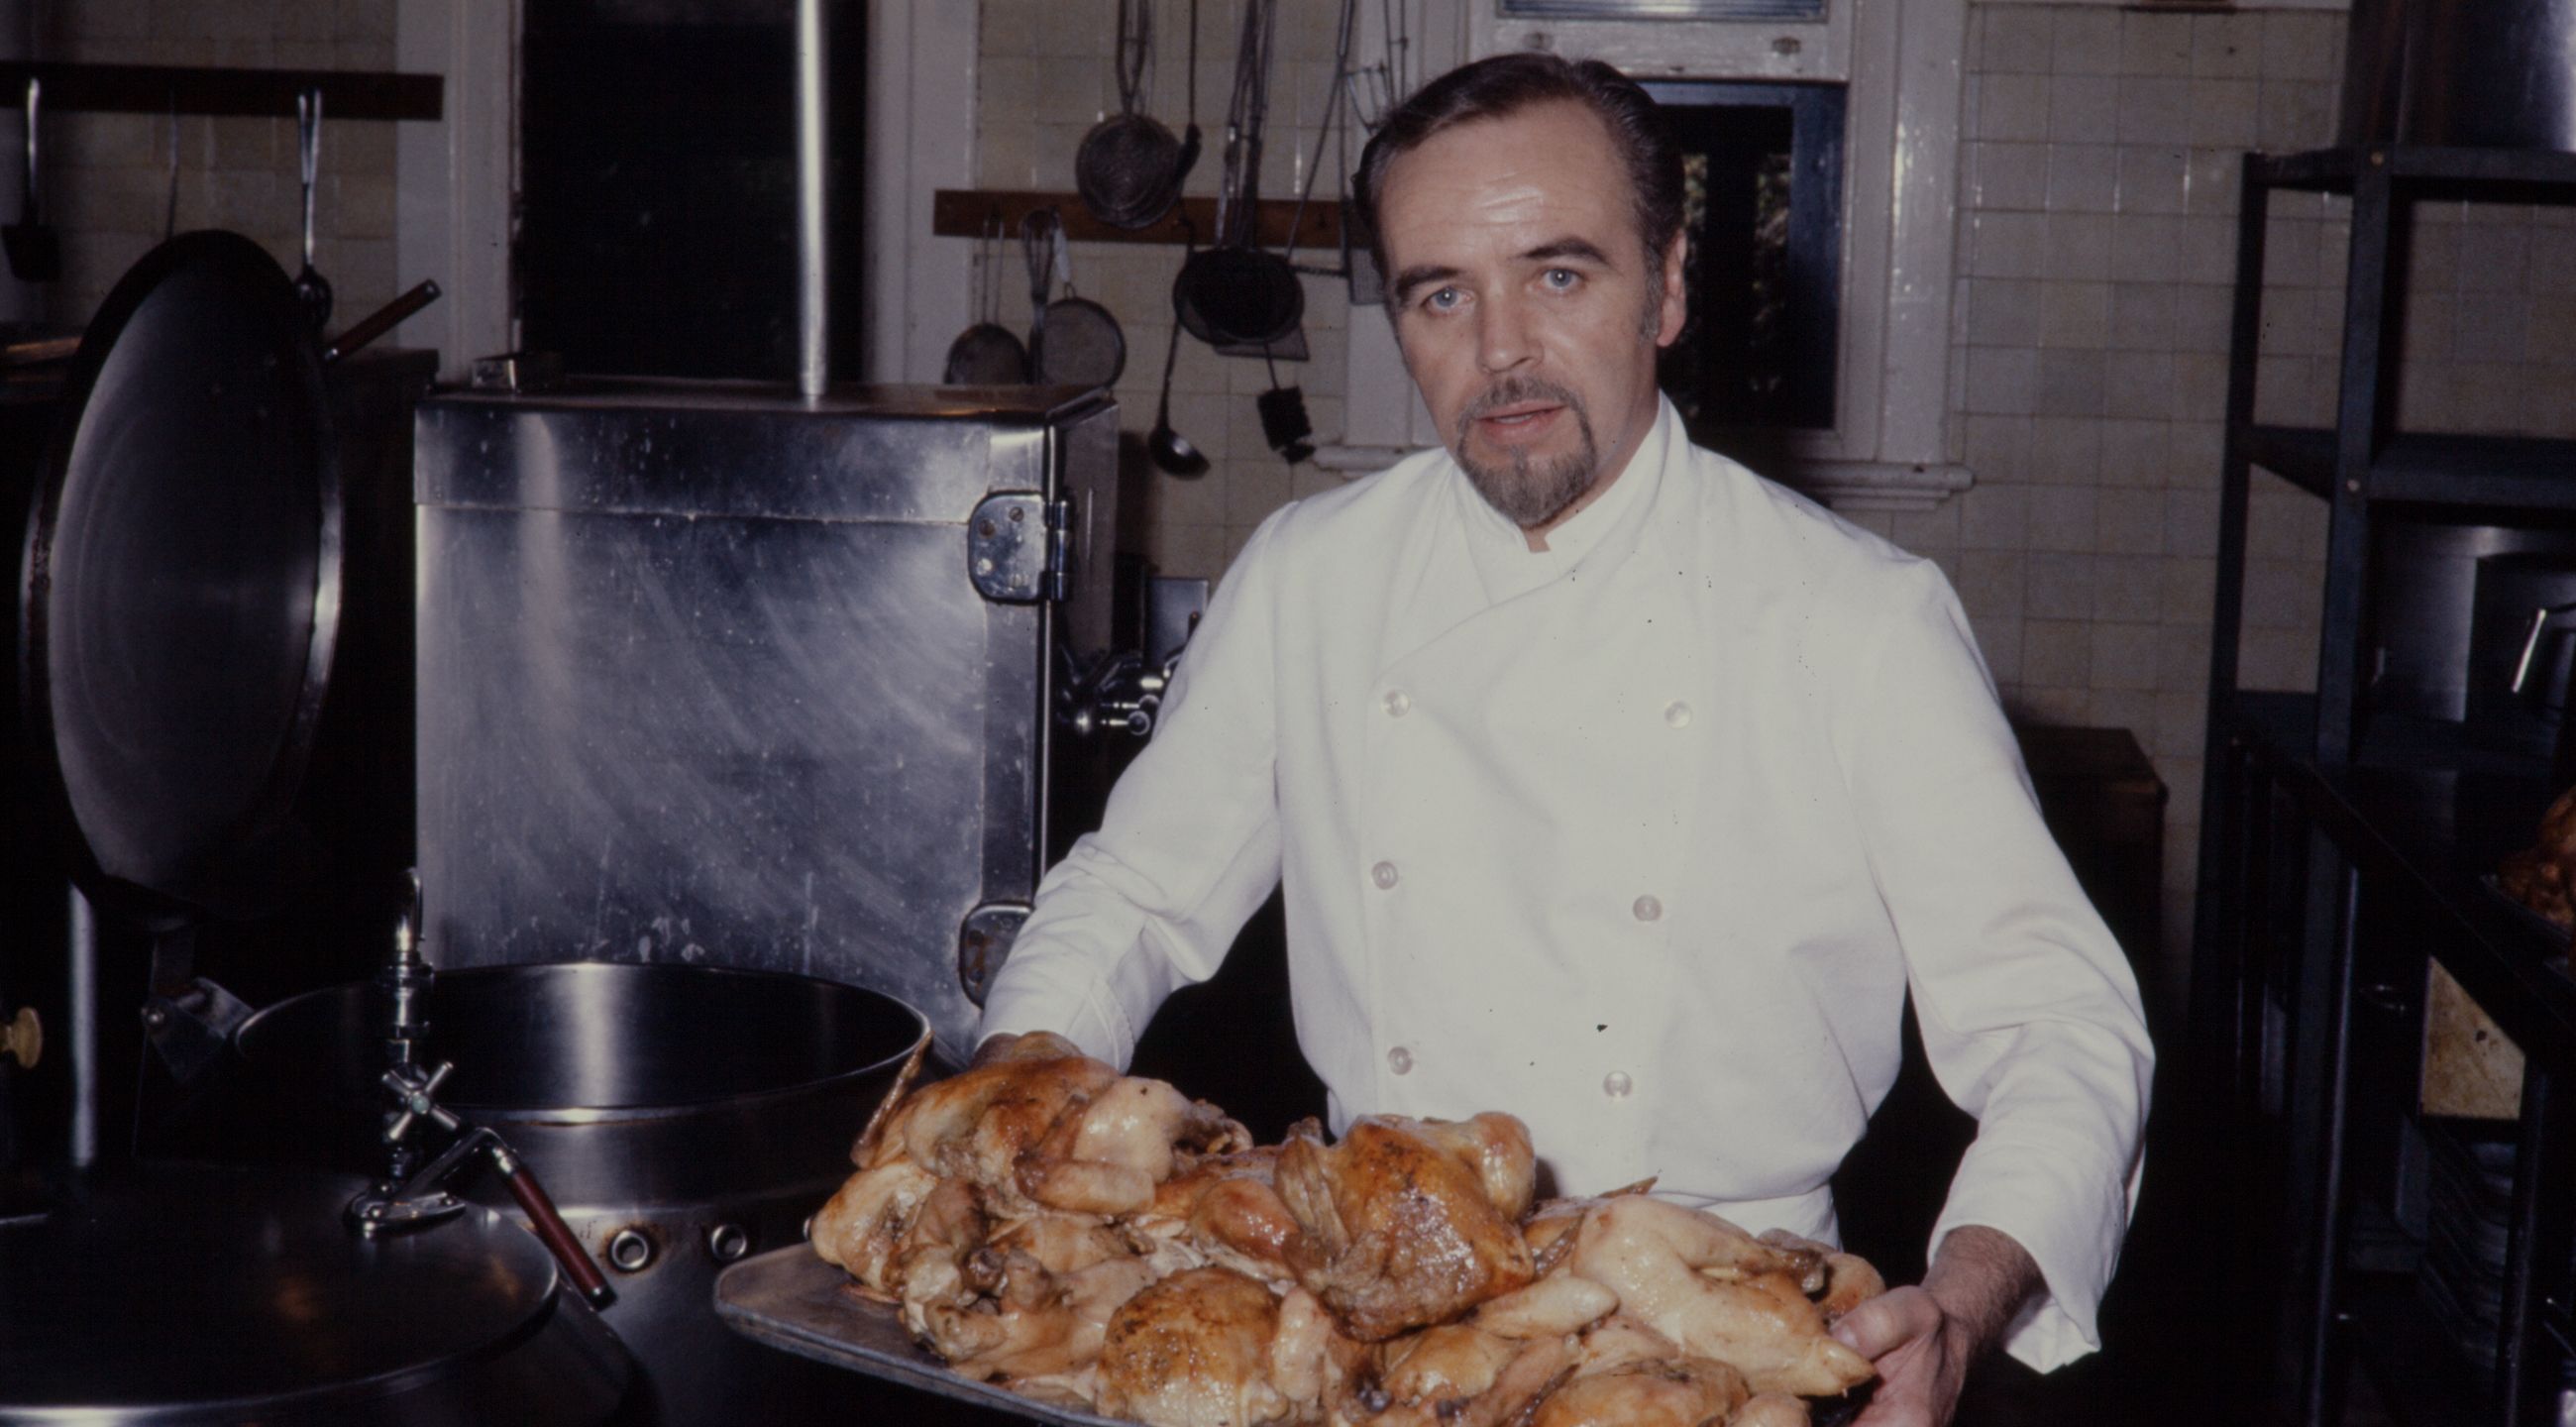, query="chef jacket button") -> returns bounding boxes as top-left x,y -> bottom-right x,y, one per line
1371,860 -> 1400,890
1632,895 -> 1663,923
1664,701 -> 1692,728
1603,1070 -> 1634,1099
1384,689 -> 1412,716
1388,1045 -> 1414,1075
